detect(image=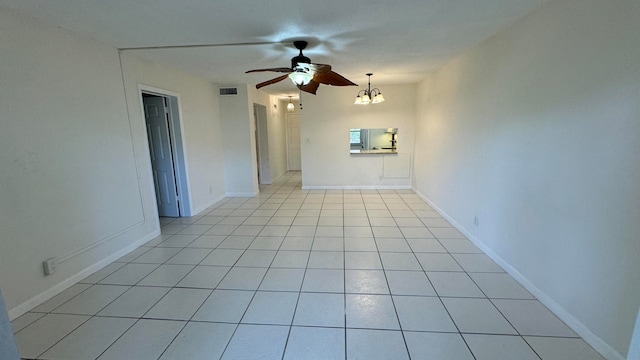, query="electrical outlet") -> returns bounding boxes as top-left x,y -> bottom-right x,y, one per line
43,258 -> 57,276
